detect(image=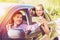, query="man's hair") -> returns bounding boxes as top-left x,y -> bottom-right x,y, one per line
10,11 -> 22,24
12,11 -> 22,17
